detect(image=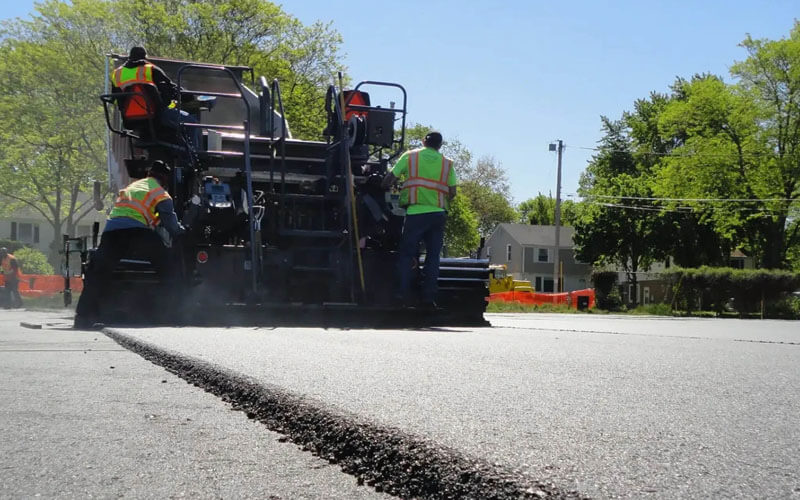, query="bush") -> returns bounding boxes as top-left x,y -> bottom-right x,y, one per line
591,270 -> 623,311
0,239 -> 27,253
628,303 -> 673,316
13,247 -> 54,275
663,267 -> 800,318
